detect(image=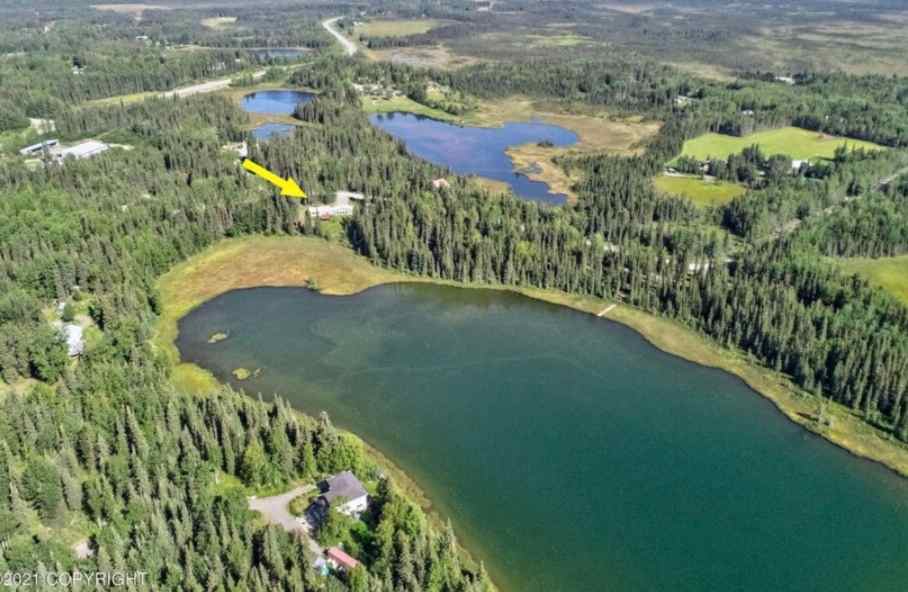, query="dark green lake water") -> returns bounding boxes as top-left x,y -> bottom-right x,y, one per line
177,284 -> 908,592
